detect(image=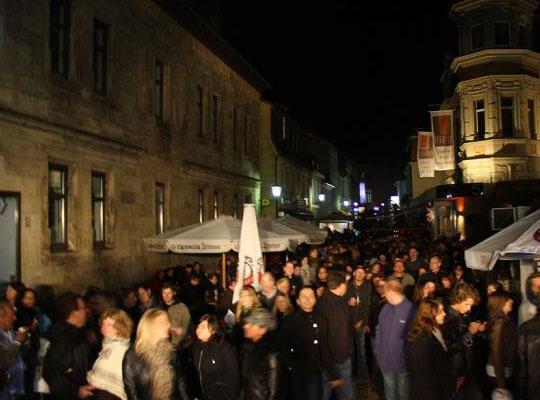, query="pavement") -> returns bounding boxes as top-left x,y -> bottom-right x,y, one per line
353,374 -> 381,400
